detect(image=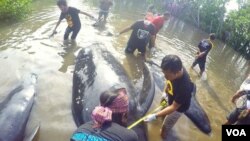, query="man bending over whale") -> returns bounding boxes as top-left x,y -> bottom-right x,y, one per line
71,86 -> 138,141
117,20 -> 155,58
144,55 -> 193,139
